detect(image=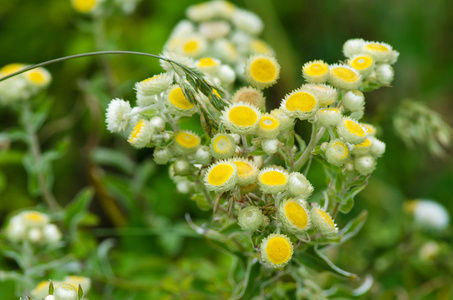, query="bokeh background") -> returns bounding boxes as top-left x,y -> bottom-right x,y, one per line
1,0 -> 452,299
